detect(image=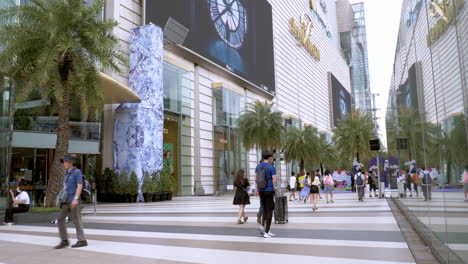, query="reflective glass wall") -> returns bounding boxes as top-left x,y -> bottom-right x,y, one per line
213,87 -> 246,193
0,78 -> 13,219
386,1 -> 468,262
163,62 -> 193,196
